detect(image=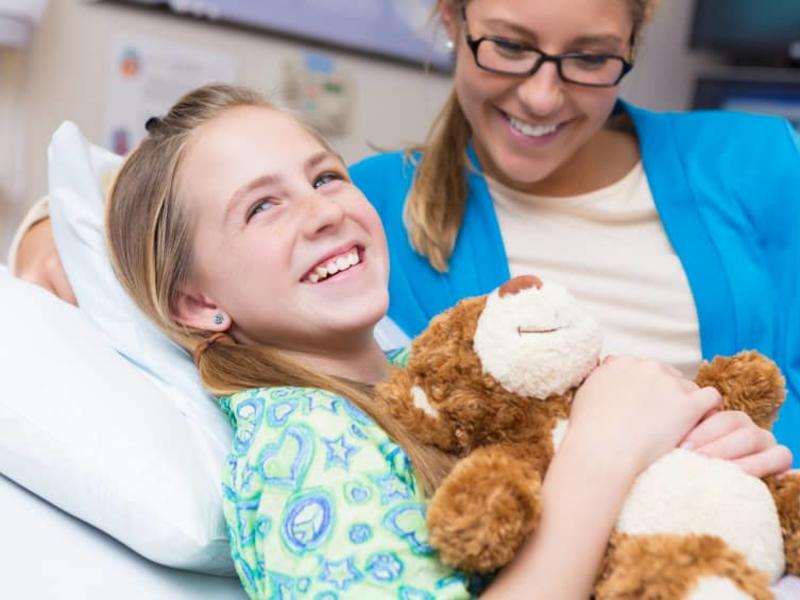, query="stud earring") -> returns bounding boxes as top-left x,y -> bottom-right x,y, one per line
213,312 -> 225,326
445,39 -> 455,51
